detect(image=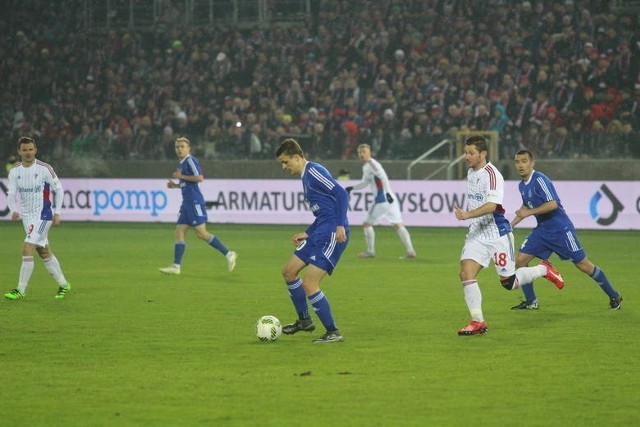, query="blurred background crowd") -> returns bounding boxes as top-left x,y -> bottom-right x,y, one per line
1,0 -> 639,167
